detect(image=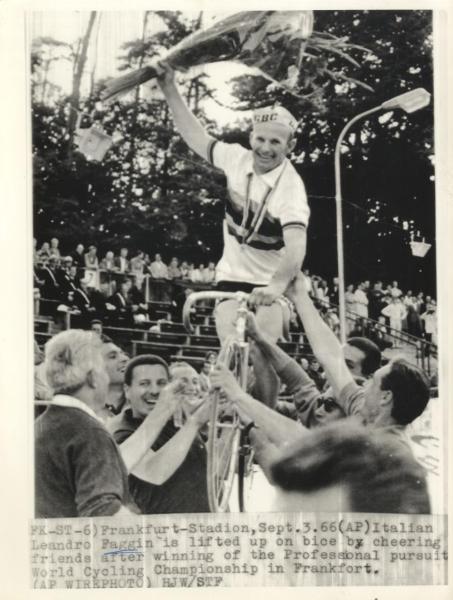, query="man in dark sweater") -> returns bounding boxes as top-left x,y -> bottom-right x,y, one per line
108,354 -> 210,514
35,330 -> 135,518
